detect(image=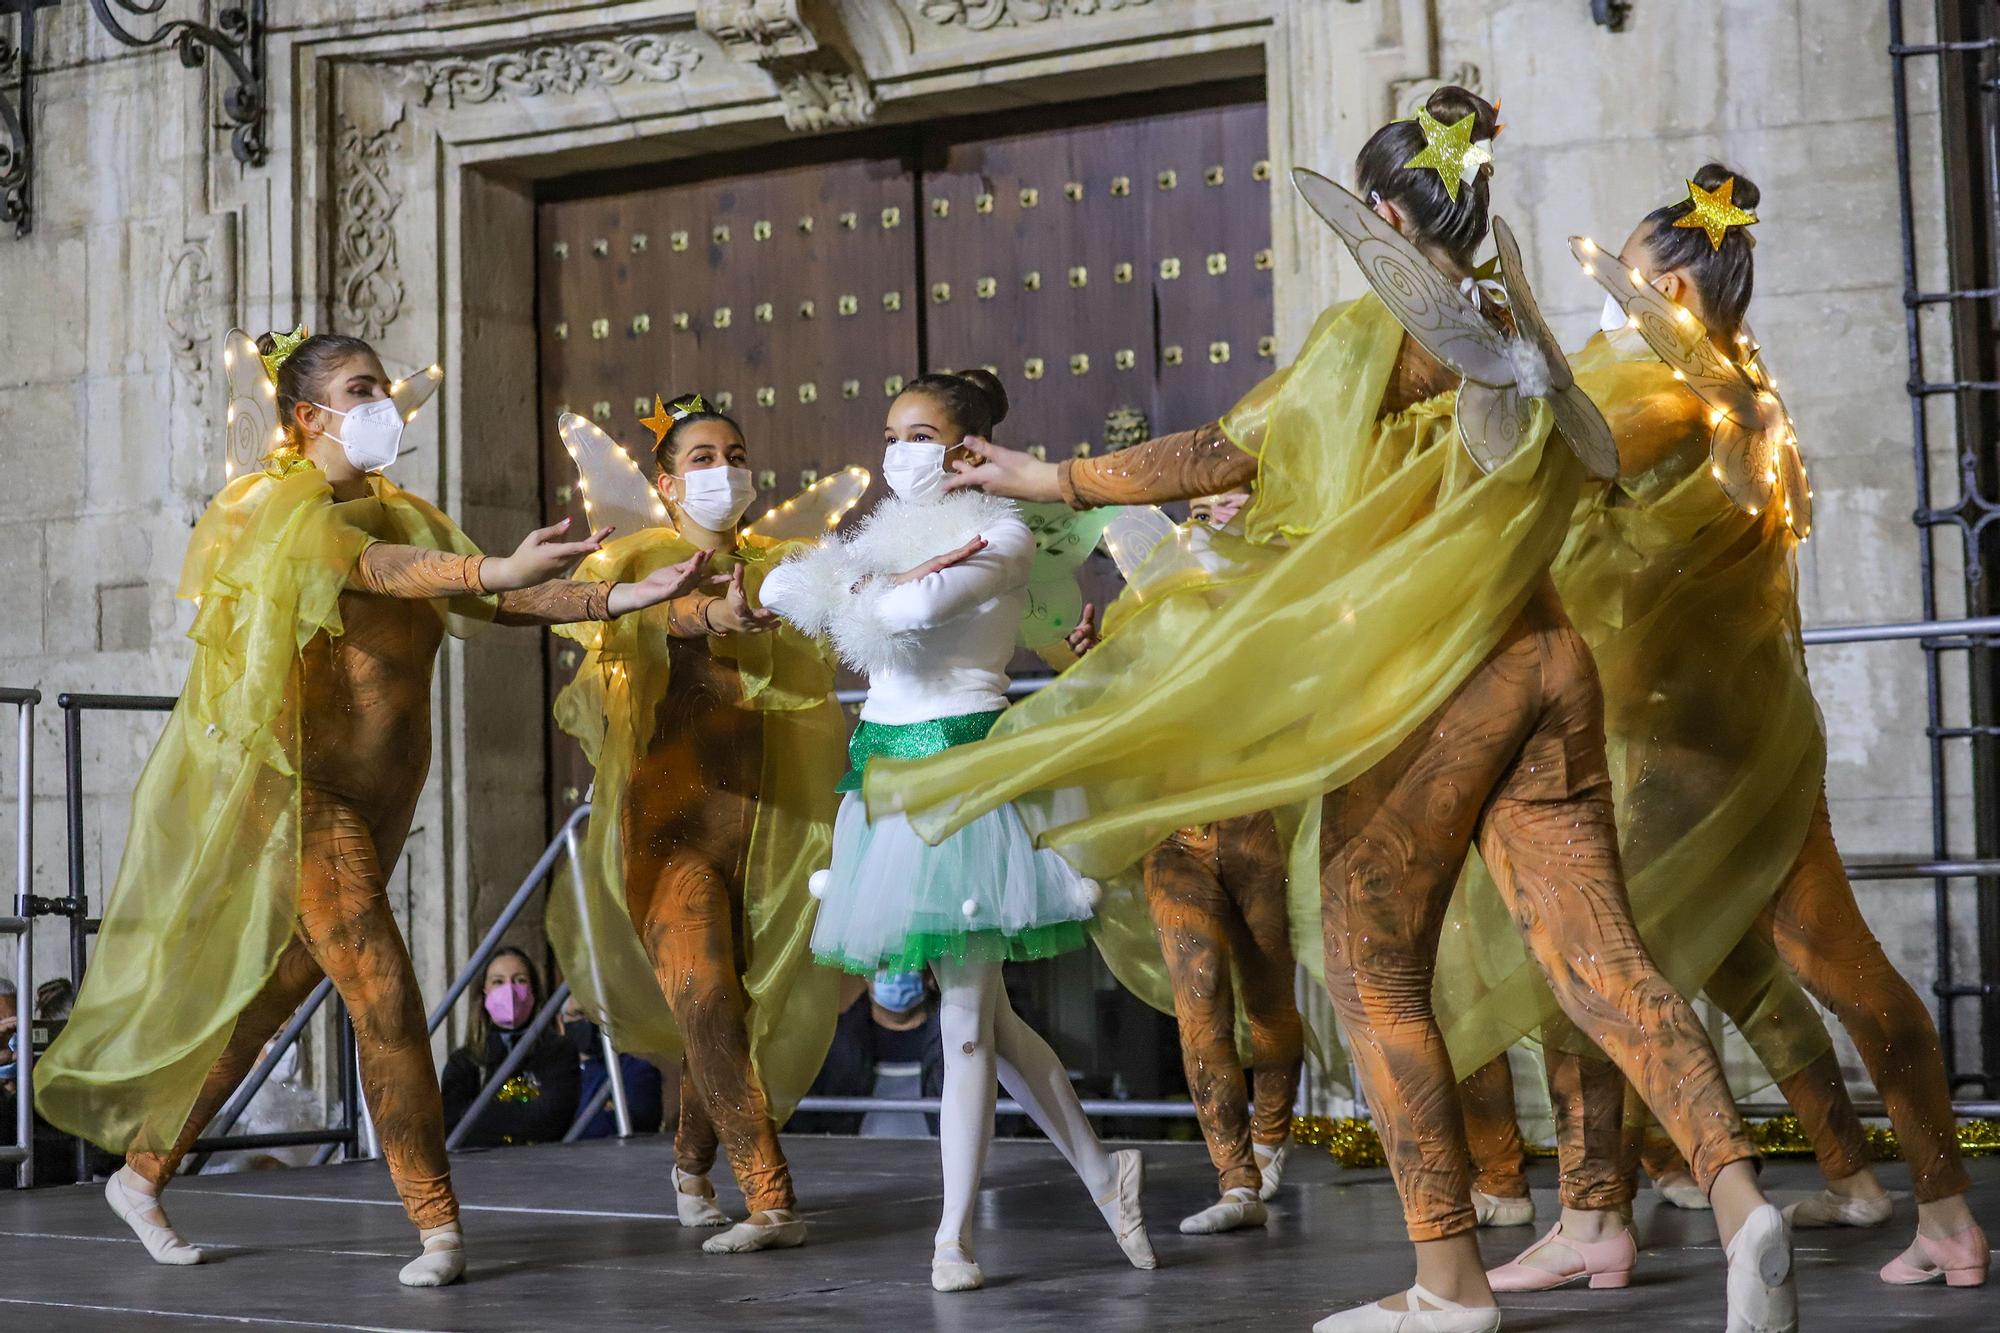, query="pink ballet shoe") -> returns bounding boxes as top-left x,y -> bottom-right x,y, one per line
1487,1220 -> 1637,1292
1879,1223 -> 1989,1287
